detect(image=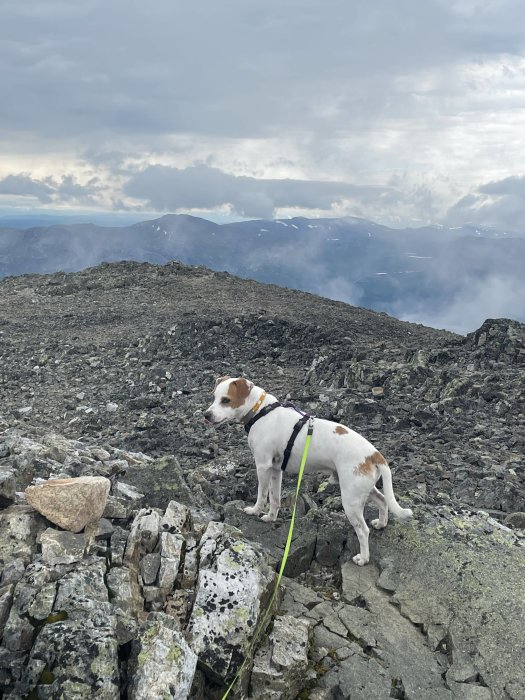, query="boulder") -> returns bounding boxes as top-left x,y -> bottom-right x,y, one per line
25,476 -> 110,533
